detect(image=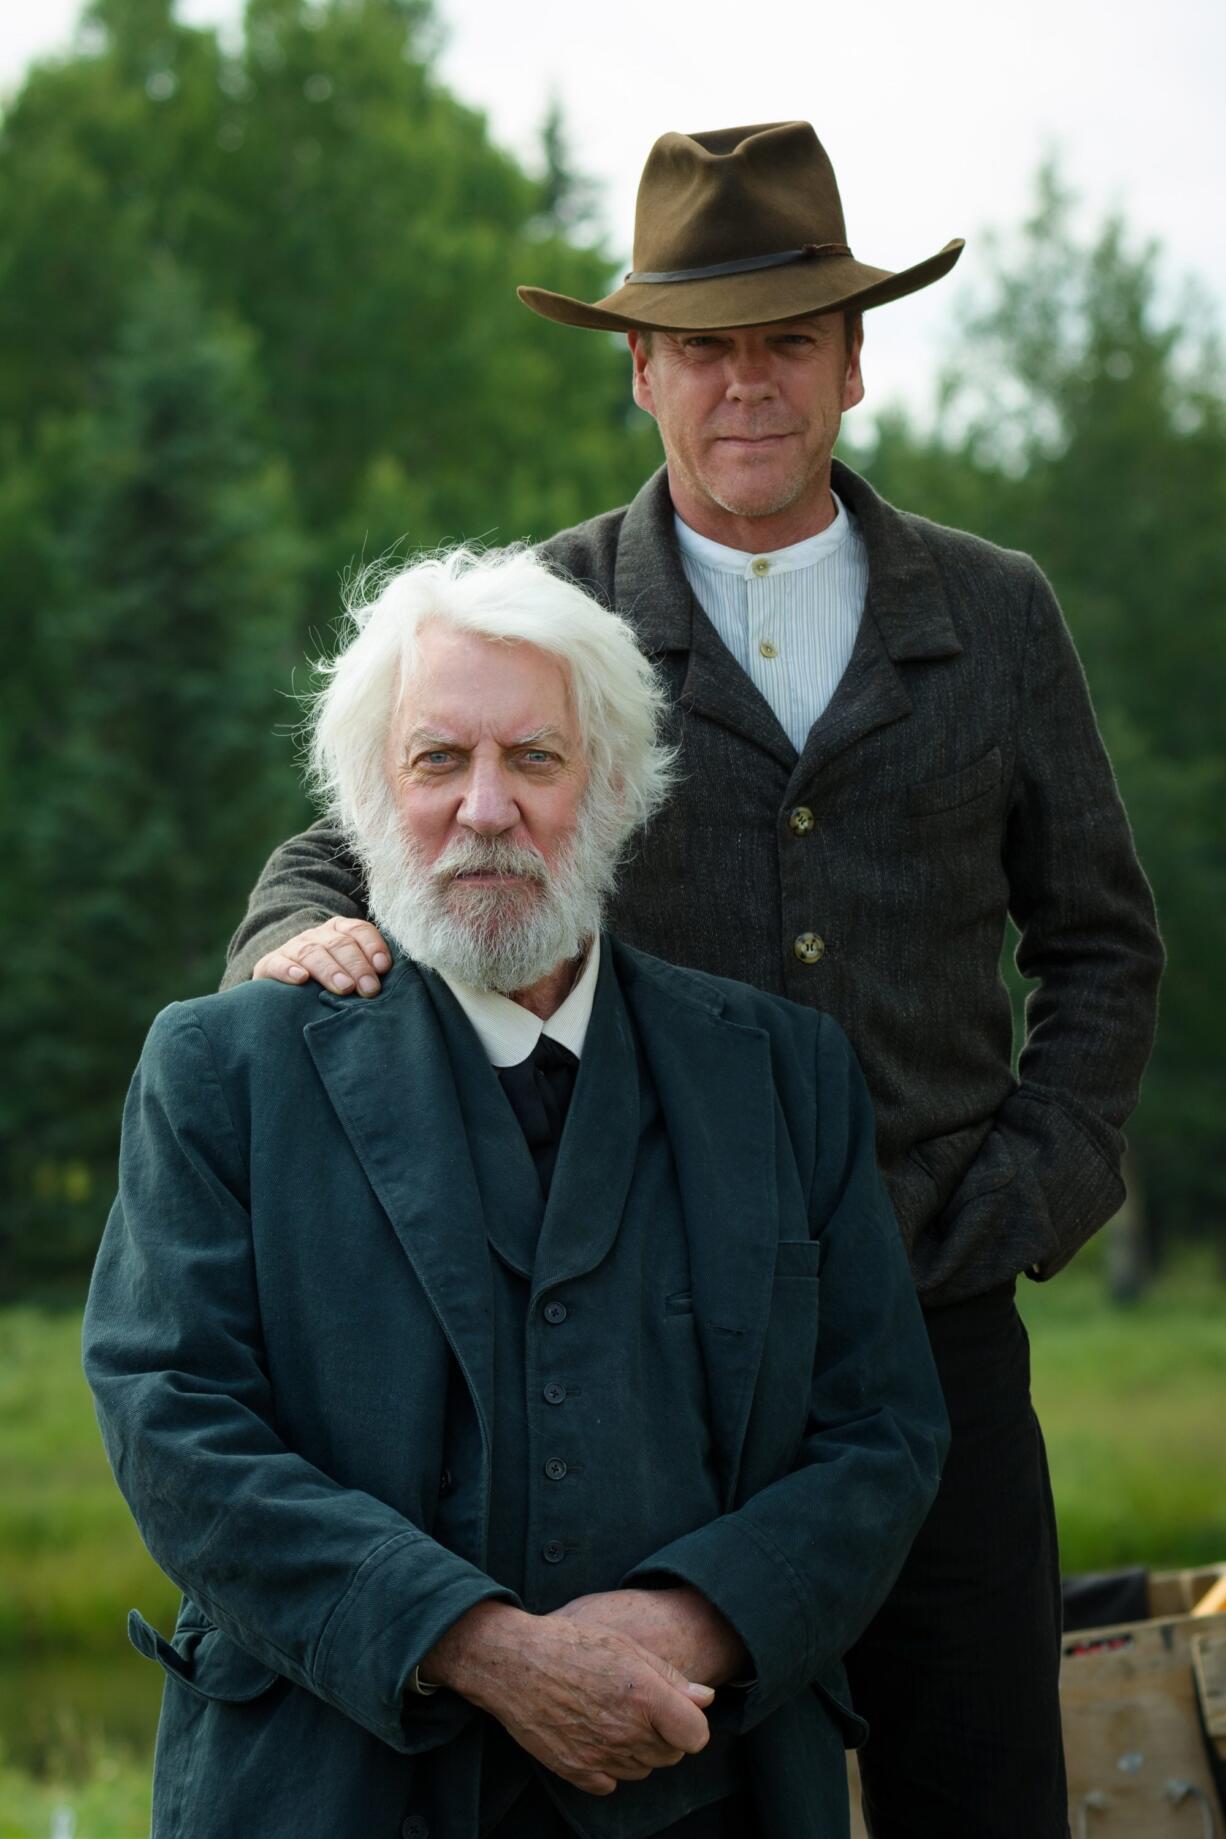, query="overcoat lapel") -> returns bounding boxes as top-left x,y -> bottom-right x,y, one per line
303,962 -> 496,1447
615,943 -> 781,1507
